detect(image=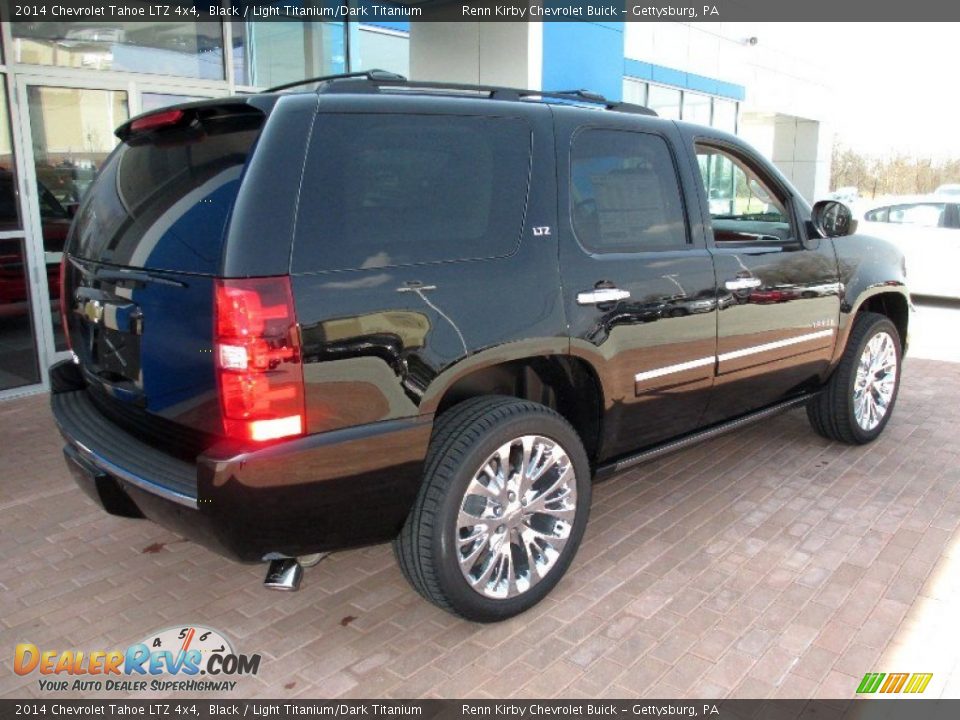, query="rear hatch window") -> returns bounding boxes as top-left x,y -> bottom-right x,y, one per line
70,103 -> 264,275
